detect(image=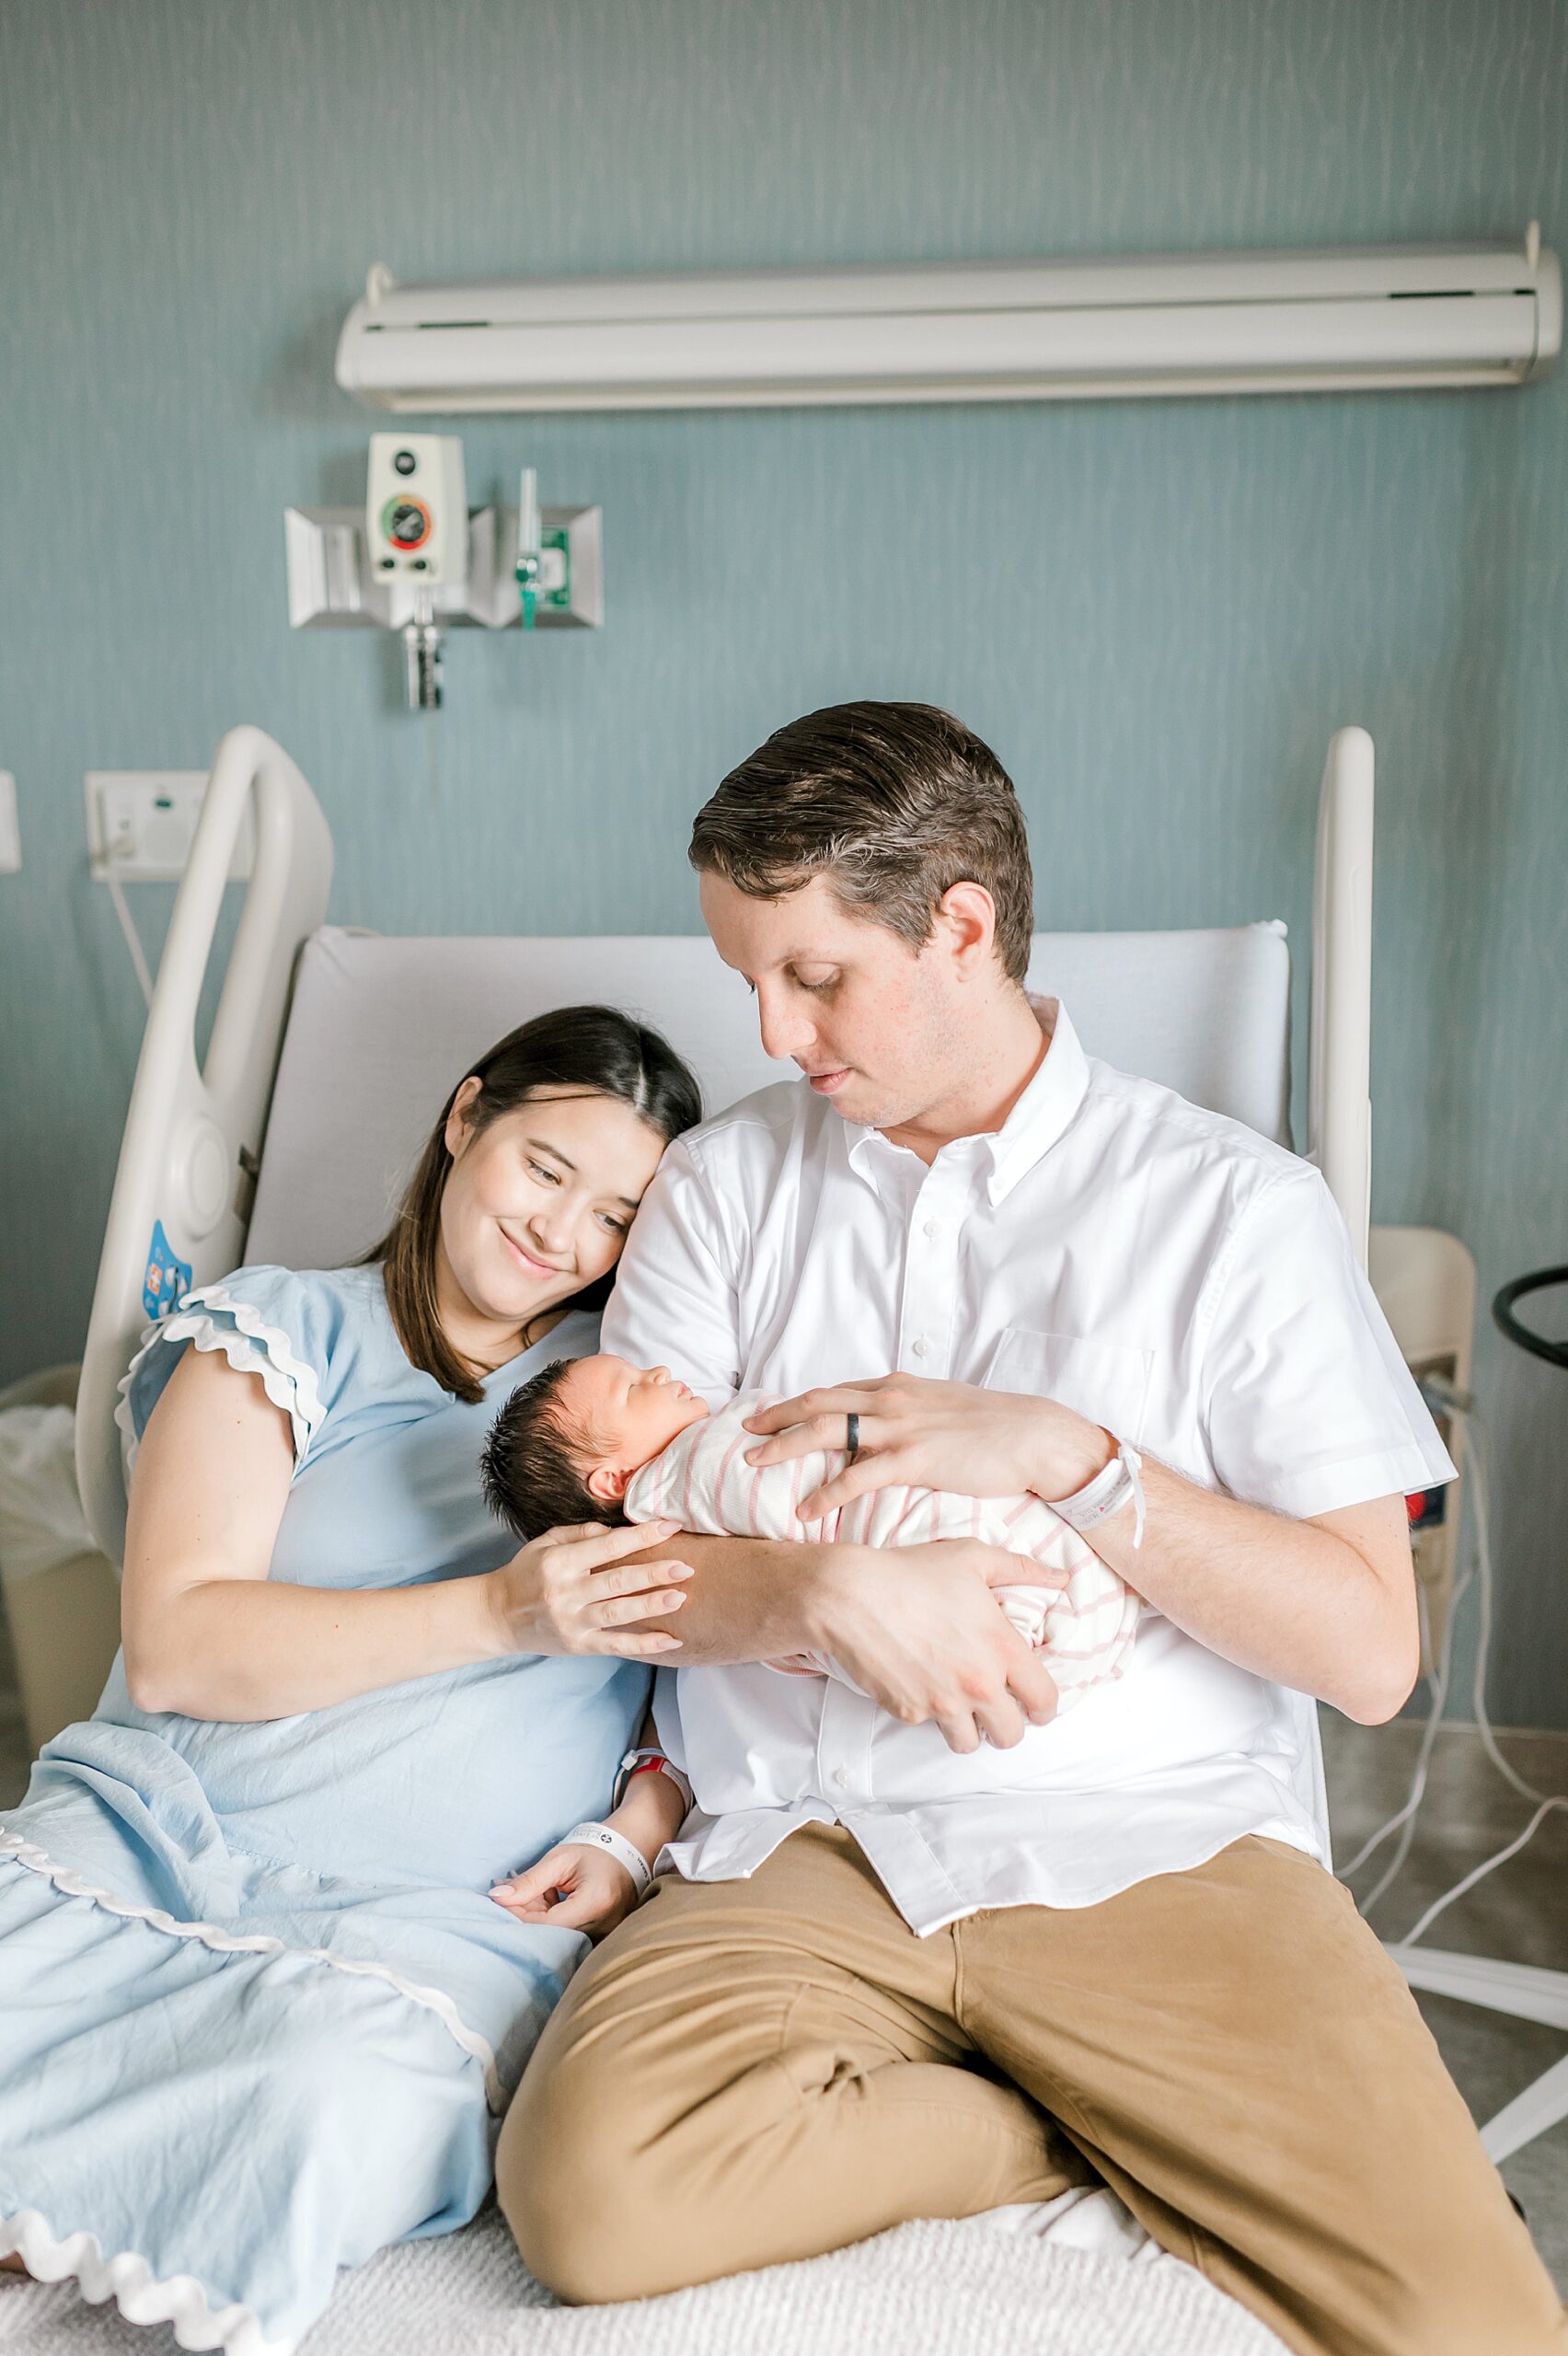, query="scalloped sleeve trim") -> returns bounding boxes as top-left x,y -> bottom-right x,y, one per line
0,2205 -> 286,2356
113,1284 -> 328,1480
0,1830 -> 503,2114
